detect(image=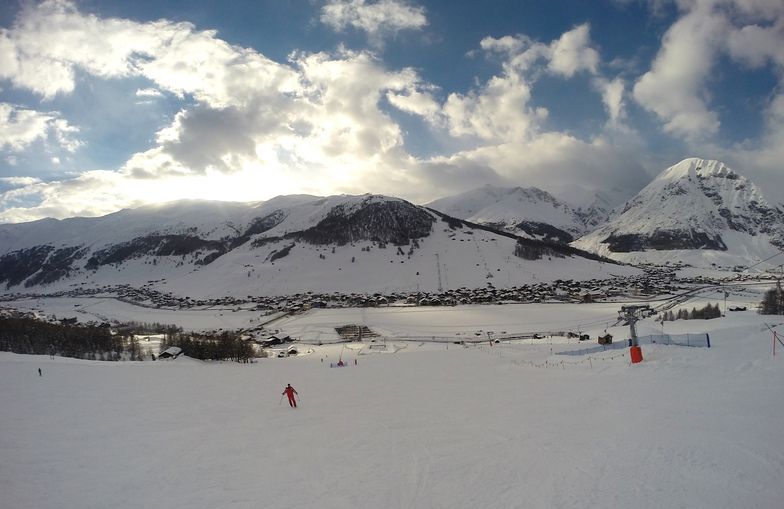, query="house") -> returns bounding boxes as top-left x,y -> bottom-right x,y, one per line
158,346 -> 182,359
261,333 -> 290,347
